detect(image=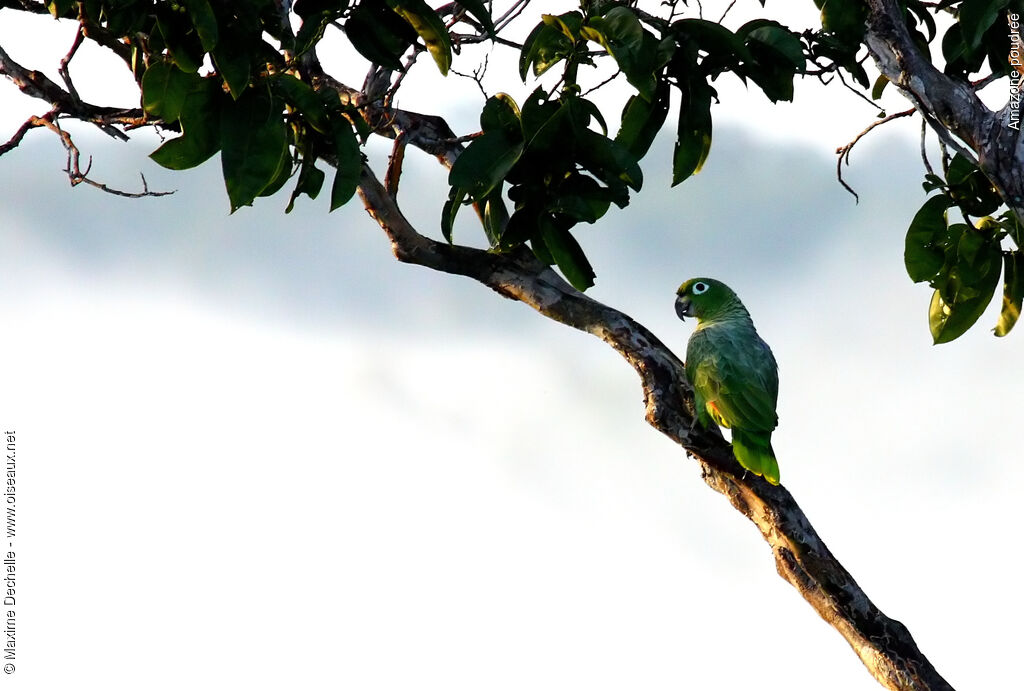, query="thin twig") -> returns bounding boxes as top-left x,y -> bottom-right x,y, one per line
455,33 -> 523,50
385,44 -> 425,108
834,107 -> 916,201
451,54 -> 489,100
971,72 -> 1003,91
0,110 -> 53,155
718,0 -> 737,23
72,170 -> 174,198
920,117 -> 935,178
835,68 -> 884,110
57,24 -> 85,103
31,116 -> 173,197
494,0 -> 531,33
581,68 -> 621,97
938,136 -> 951,175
